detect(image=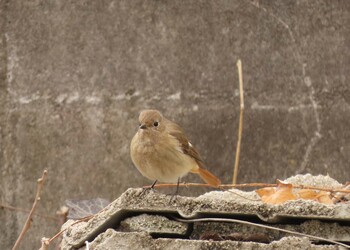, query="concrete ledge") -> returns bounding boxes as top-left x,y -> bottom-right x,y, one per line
61,175 -> 350,249
87,231 -> 338,250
